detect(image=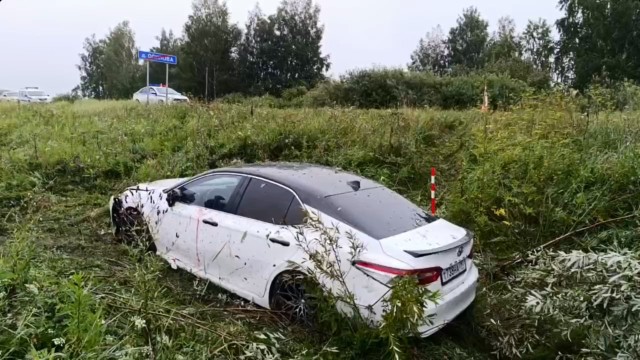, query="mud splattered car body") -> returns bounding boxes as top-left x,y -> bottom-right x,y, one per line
109,163 -> 478,336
